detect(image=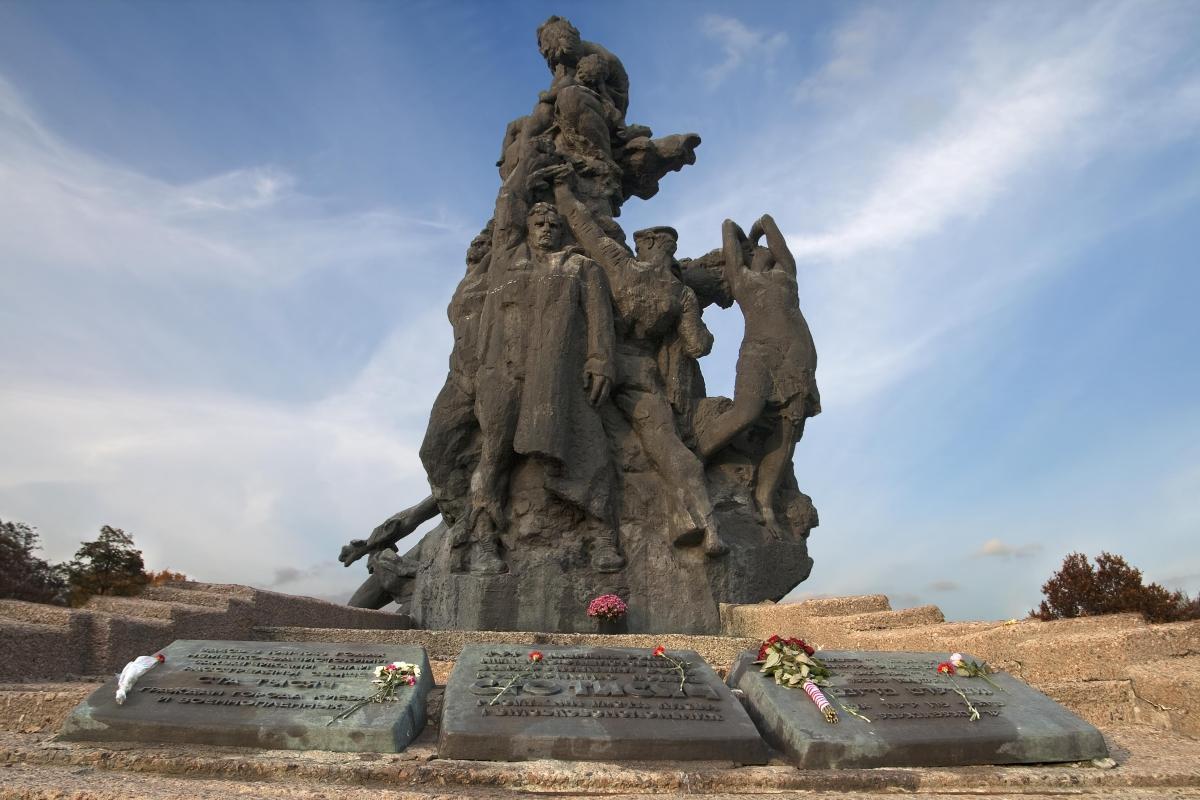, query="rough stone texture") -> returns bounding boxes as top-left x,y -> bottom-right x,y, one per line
0,609 -> 1196,794
729,649 -> 1108,768
59,640 -> 431,753
4,592 -> 1196,738
342,16 -> 819,635
0,684 -> 96,734
439,645 -> 767,763
2,726 -> 1200,797
0,582 -> 408,681
257,626 -> 758,670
